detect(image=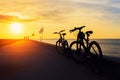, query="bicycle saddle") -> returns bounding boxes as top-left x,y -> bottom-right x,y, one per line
86,31 -> 93,34
62,33 -> 66,35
